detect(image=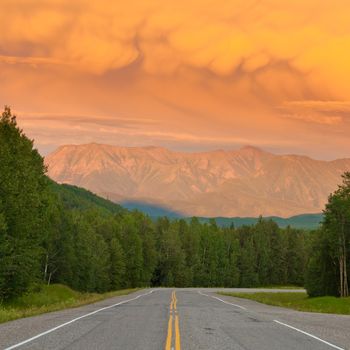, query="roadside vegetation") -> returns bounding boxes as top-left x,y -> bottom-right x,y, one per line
220,292 -> 350,315
257,285 -> 304,290
0,106 -> 349,317
0,284 -> 138,324
305,173 -> 350,297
